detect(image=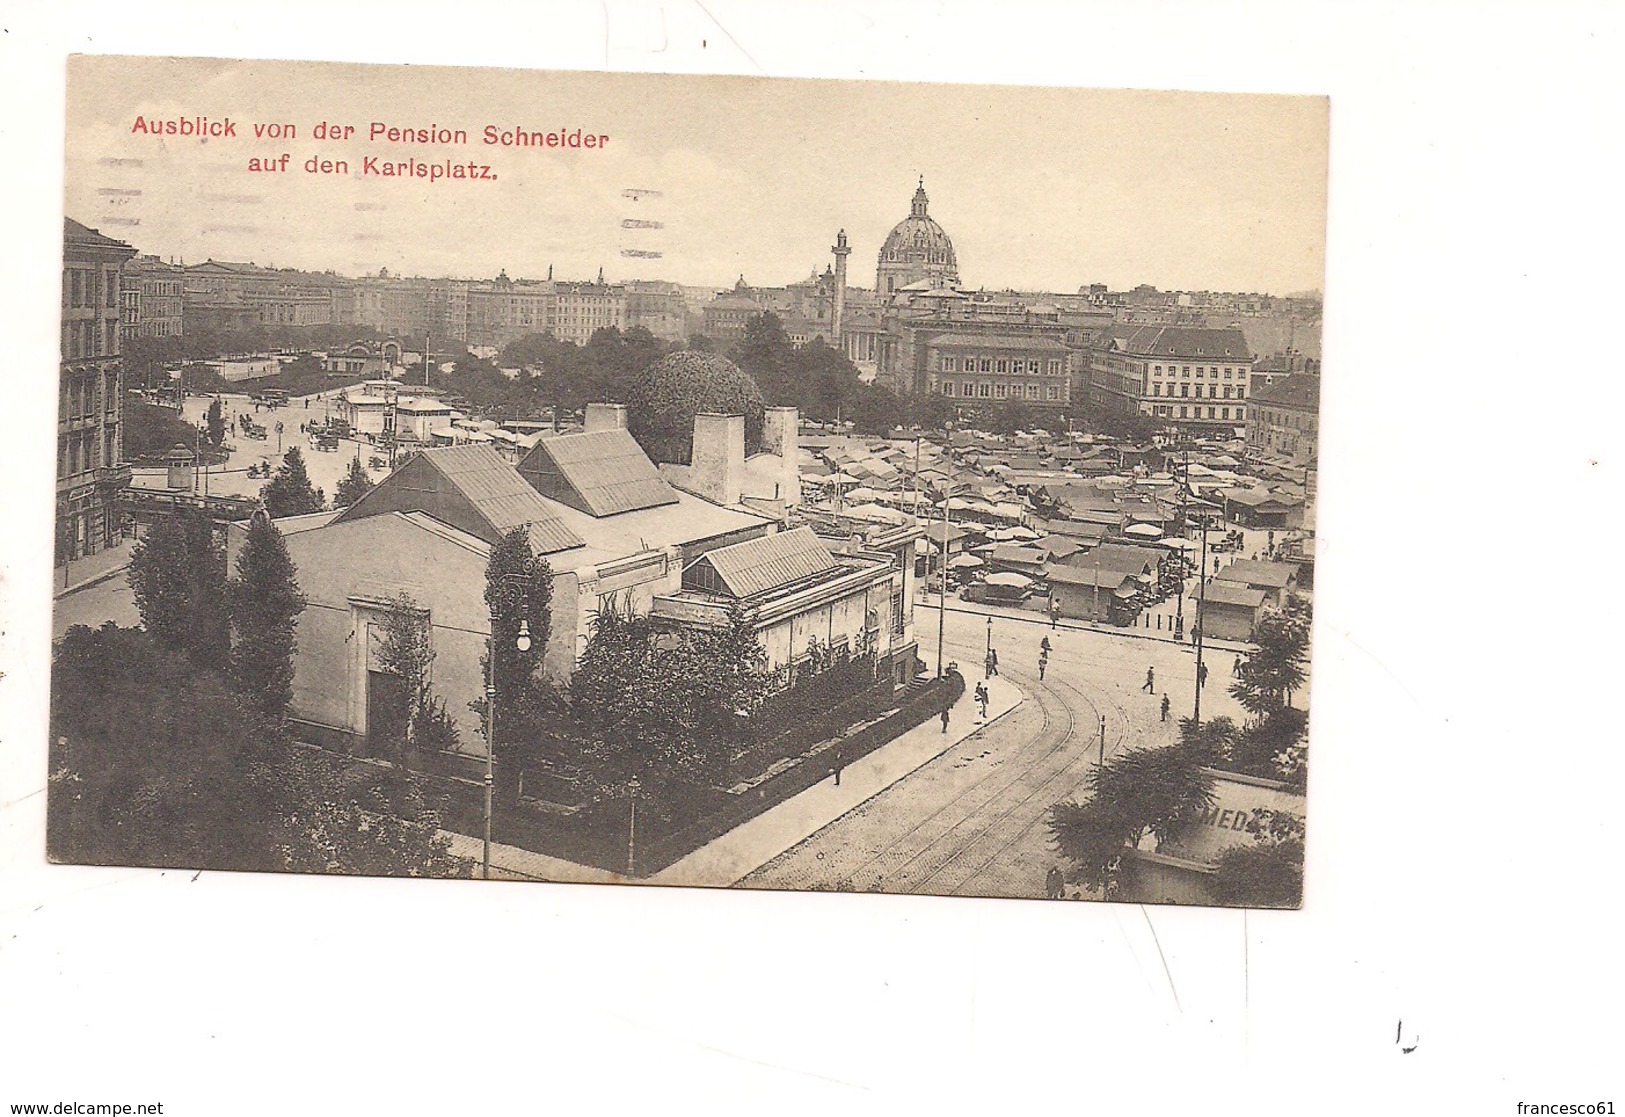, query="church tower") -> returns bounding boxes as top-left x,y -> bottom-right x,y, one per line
831,228 -> 850,345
